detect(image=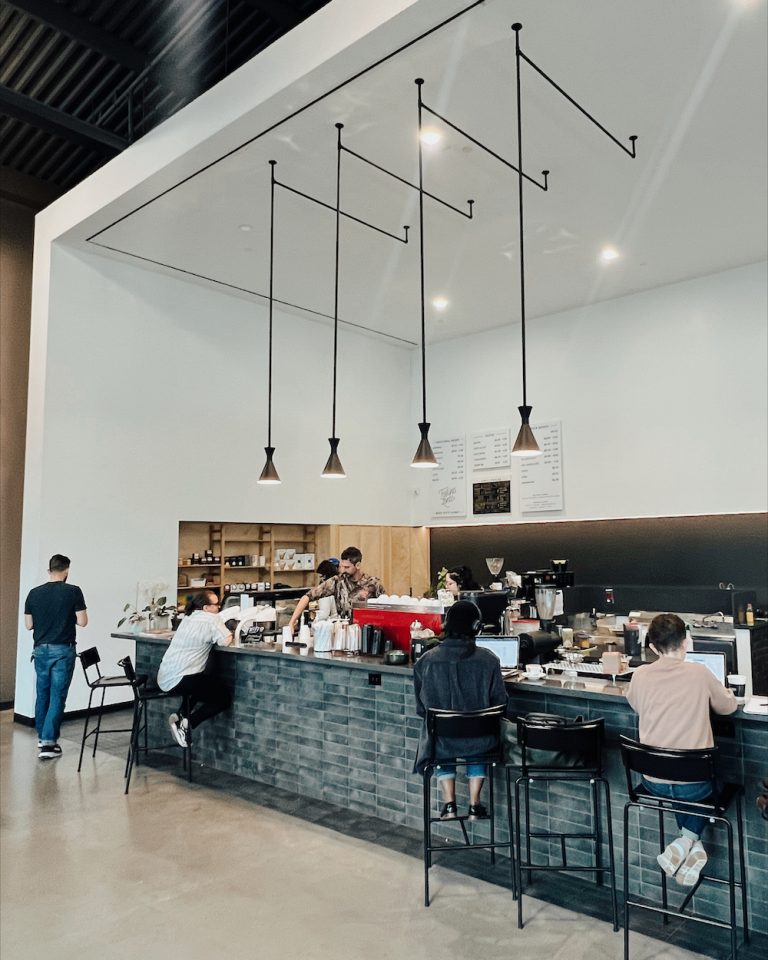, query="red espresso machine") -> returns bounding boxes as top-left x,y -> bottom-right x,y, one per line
352,602 -> 444,653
